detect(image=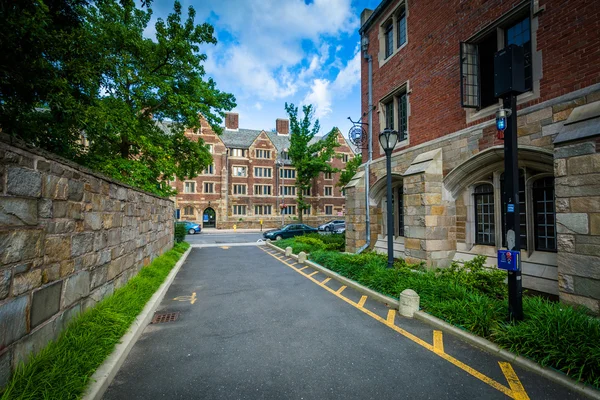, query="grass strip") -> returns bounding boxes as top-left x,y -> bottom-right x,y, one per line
273,237 -> 600,388
1,241 -> 190,400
